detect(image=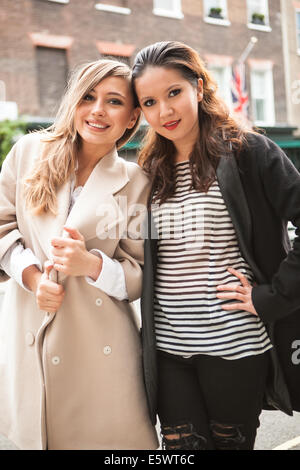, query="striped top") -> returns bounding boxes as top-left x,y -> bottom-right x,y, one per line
152,160 -> 272,360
